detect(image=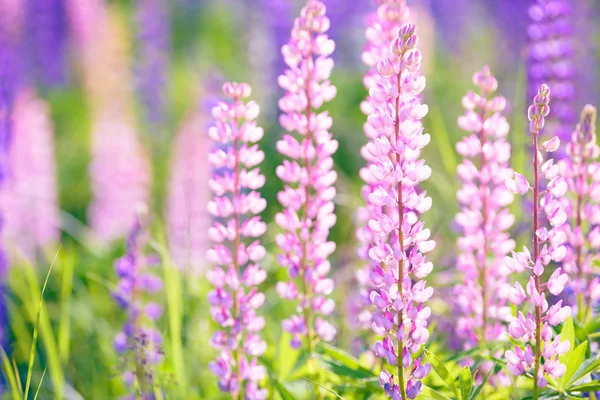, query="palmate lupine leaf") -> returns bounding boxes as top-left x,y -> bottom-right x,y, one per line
559,341 -> 587,390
